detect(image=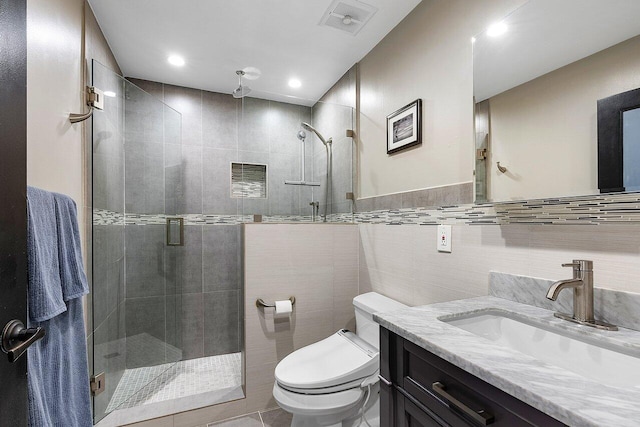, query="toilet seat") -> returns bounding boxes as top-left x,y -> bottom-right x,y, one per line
275,330 -> 379,394
272,383 -> 366,417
